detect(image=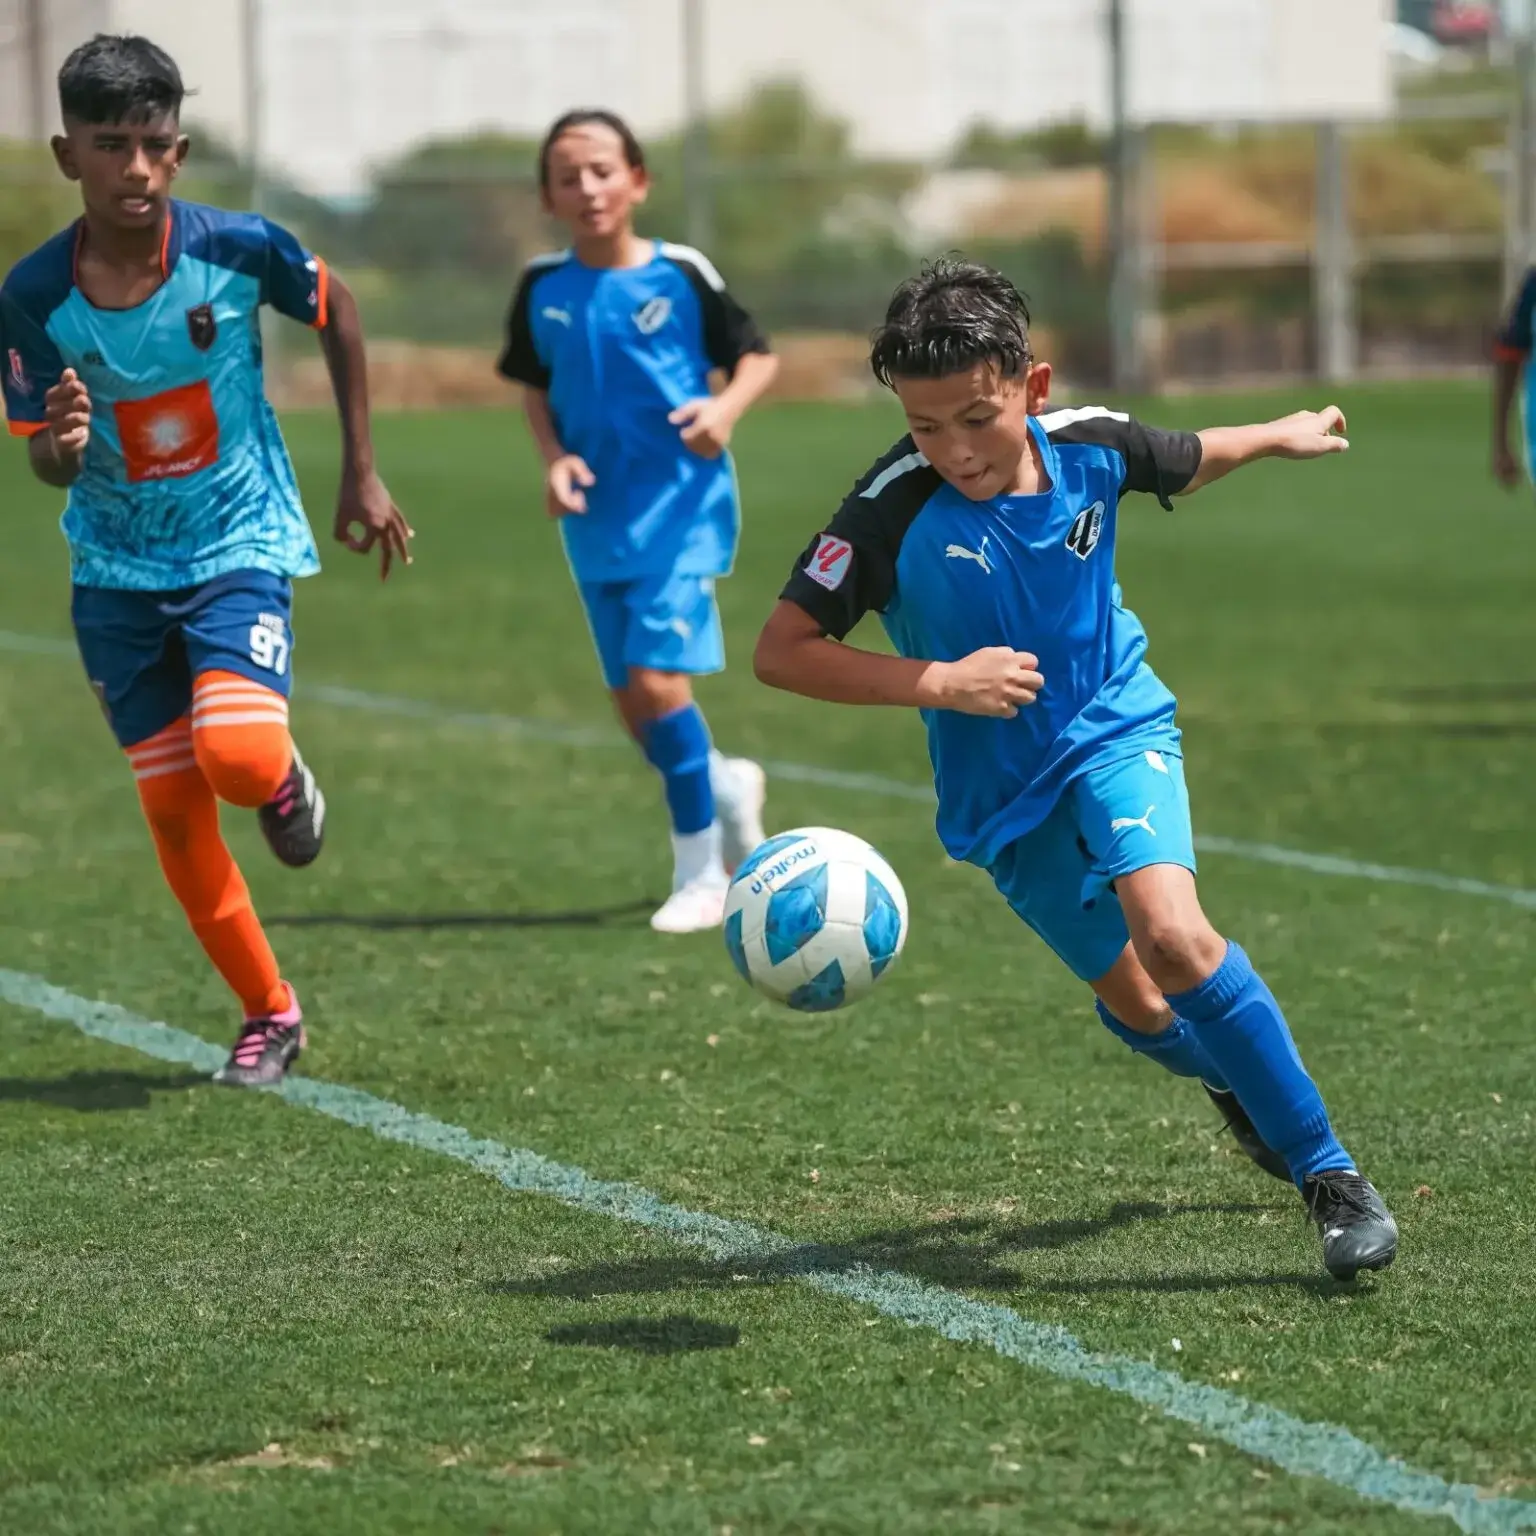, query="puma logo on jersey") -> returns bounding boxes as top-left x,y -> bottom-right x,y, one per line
542,306 -> 573,326
1065,500 -> 1106,559
1110,804 -> 1157,837
945,539 -> 993,575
